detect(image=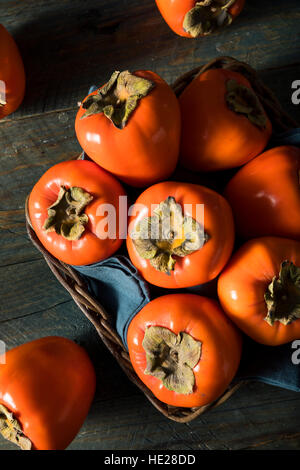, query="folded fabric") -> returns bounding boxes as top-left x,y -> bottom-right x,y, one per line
74,89 -> 300,395
73,255 -> 151,349
237,336 -> 300,392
